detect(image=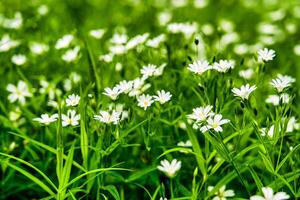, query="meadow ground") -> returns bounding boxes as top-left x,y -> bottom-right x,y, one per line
1,0 -> 300,199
